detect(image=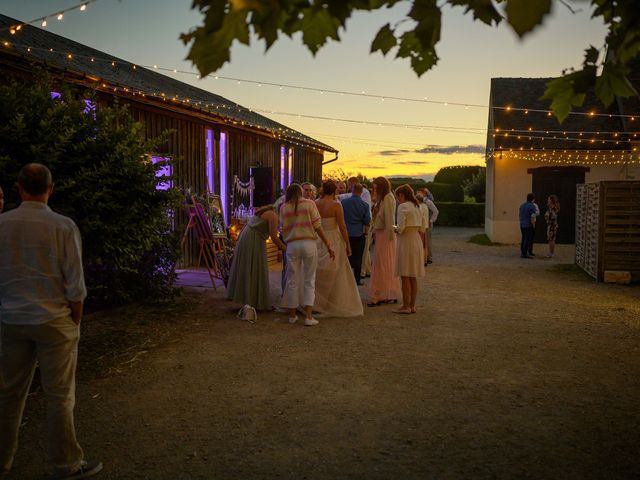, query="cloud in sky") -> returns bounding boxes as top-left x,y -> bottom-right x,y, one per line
395,160 -> 429,165
379,149 -> 411,156
357,164 -> 387,170
415,144 -> 486,155
374,144 -> 485,156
